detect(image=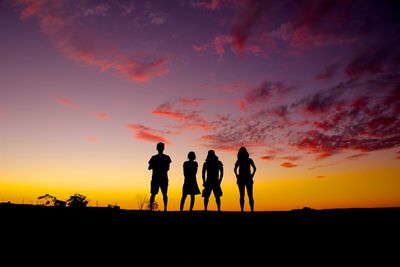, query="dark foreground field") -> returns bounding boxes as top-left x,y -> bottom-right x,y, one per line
1,203 -> 399,262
